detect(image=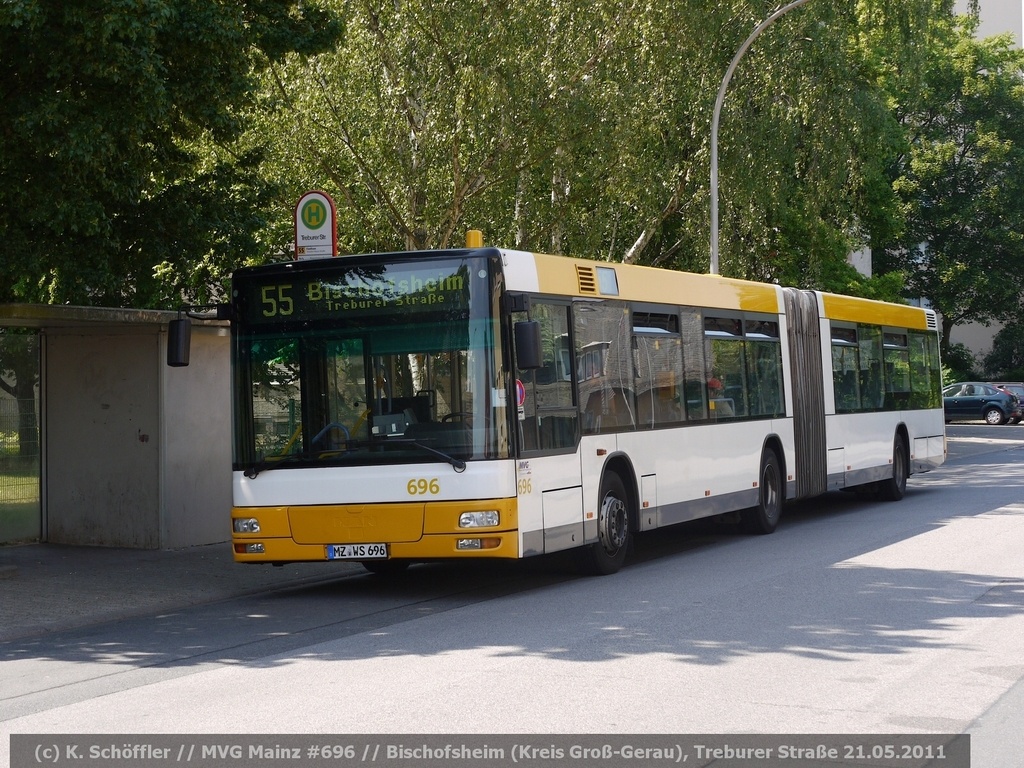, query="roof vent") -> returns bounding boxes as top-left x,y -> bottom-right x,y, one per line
576,265 -> 597,294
